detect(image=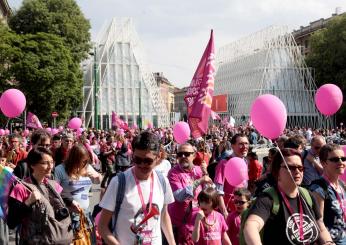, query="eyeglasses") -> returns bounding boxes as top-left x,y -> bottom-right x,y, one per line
328,157 -> 346,163
234,200 -> 248,205
11,141 -> 19,143
177,152 -> 194,158
281,165 -> 304,172
132,156 -> 156,165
